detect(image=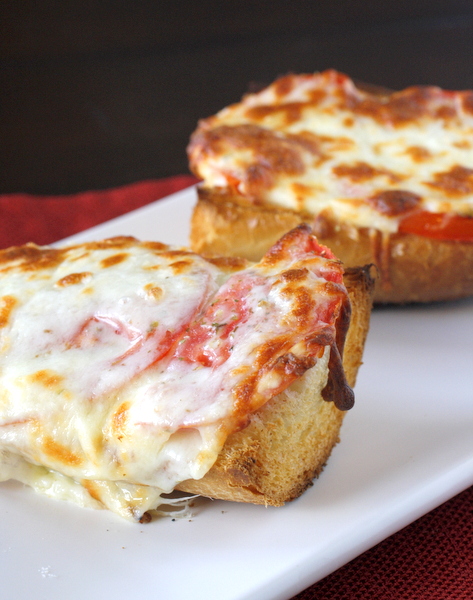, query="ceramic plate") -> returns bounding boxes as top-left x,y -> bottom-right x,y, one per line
1,186 -> 472,600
